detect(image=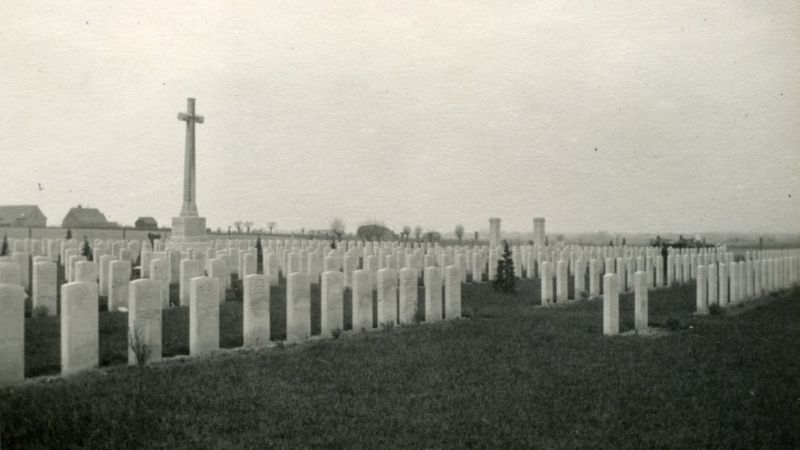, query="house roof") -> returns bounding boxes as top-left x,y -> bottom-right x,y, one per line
0,205 -> 46,222
64,206 -> 109,225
